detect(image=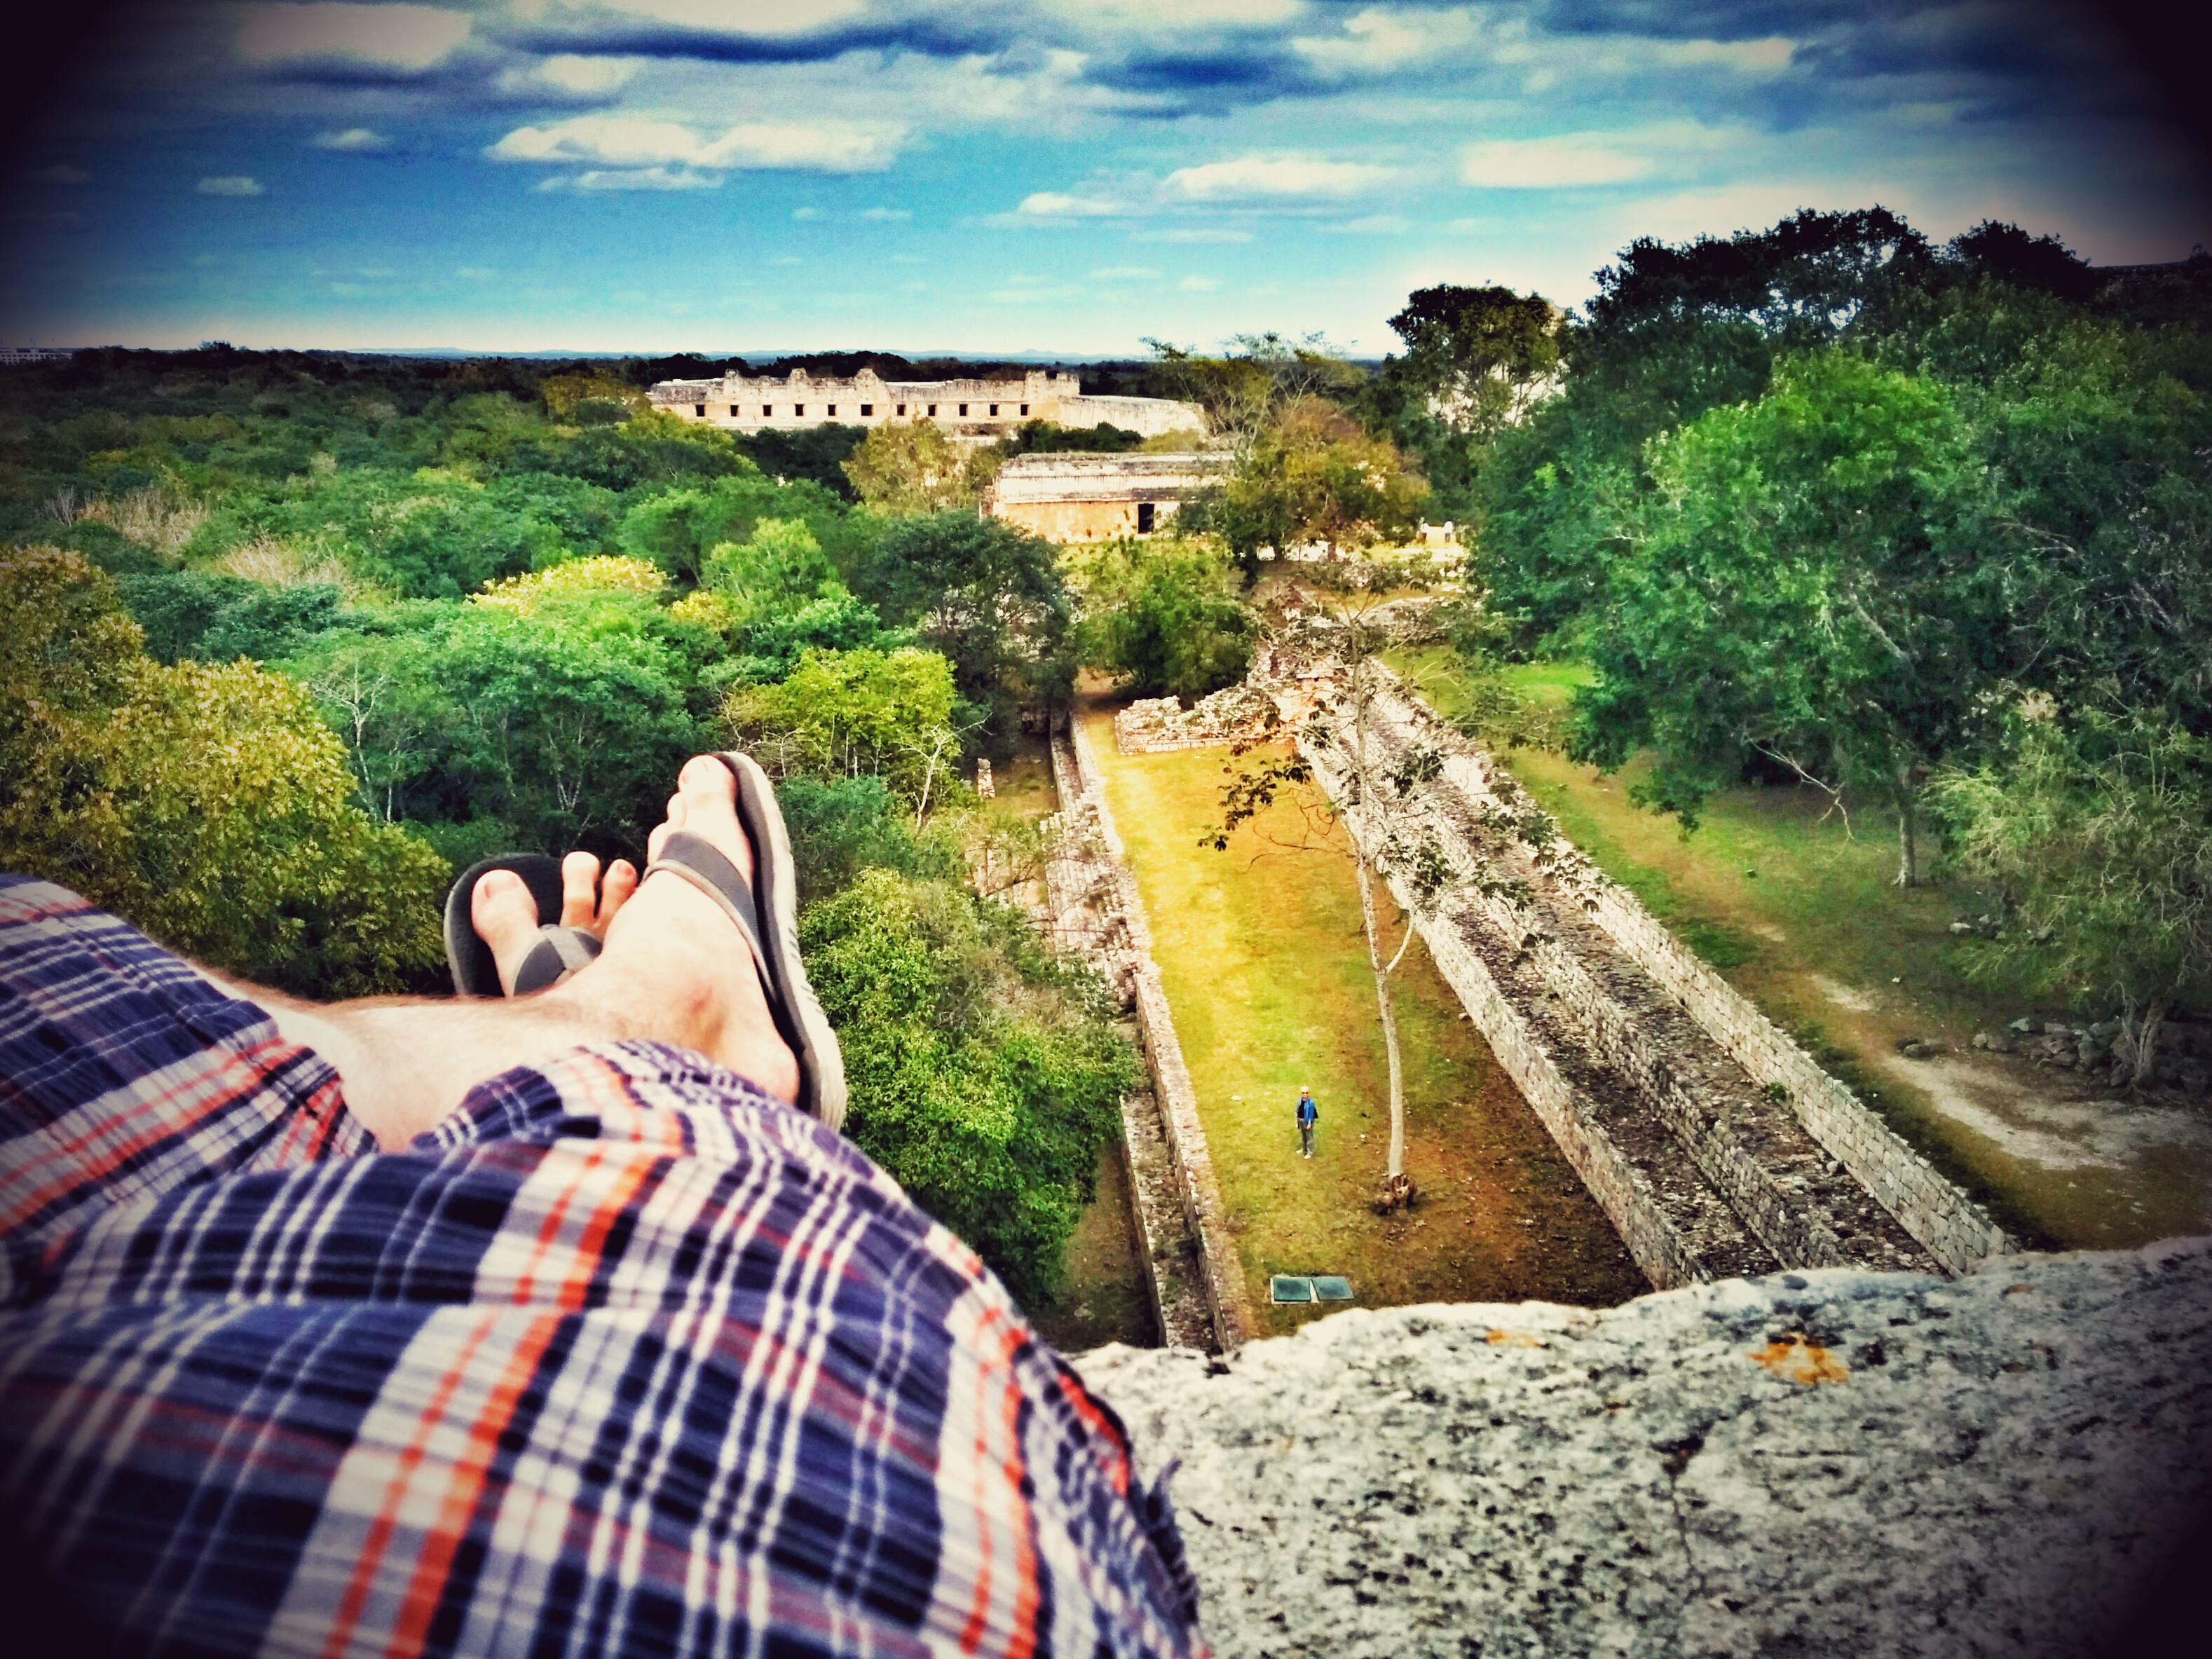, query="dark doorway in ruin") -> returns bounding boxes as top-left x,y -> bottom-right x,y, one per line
1138,501 -> 1156,533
